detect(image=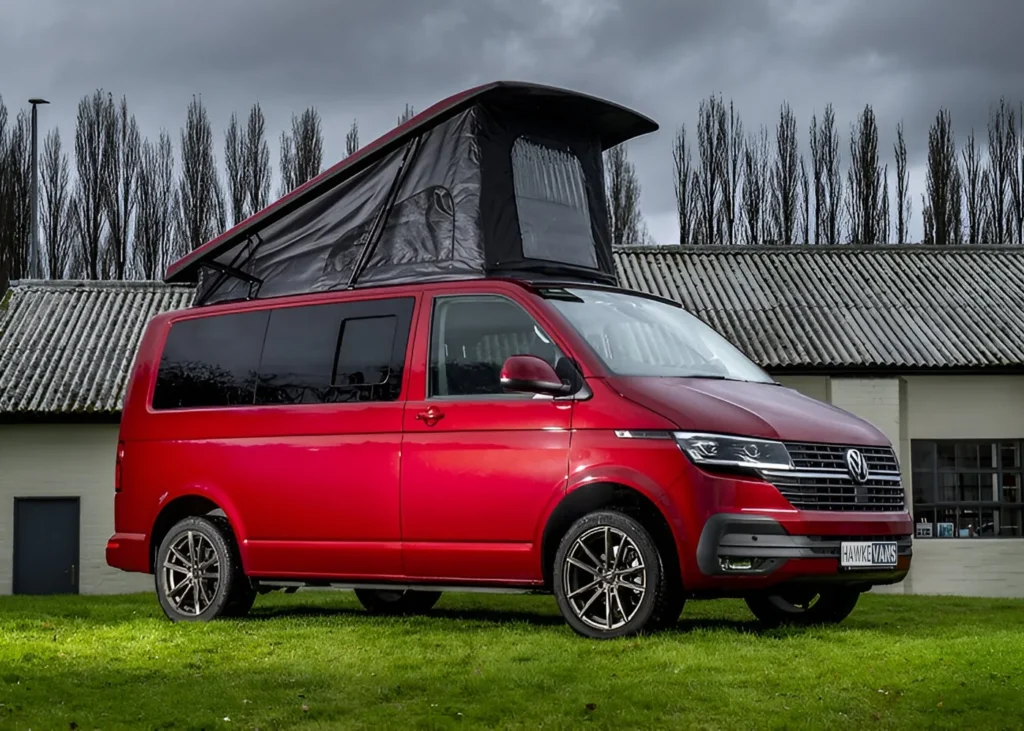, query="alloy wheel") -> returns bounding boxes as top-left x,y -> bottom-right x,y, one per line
161,530 -> 221,616
562,525 -> 648,631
